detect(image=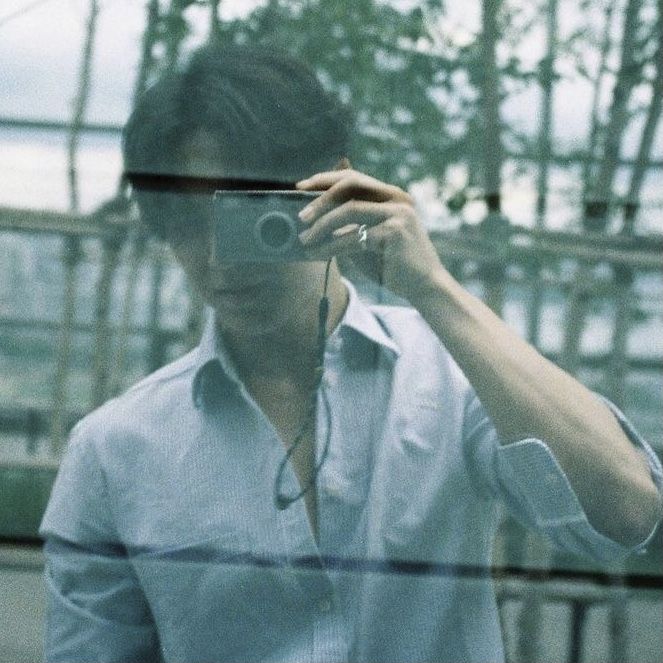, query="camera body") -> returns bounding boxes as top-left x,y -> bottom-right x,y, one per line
212,190 -> 321,263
